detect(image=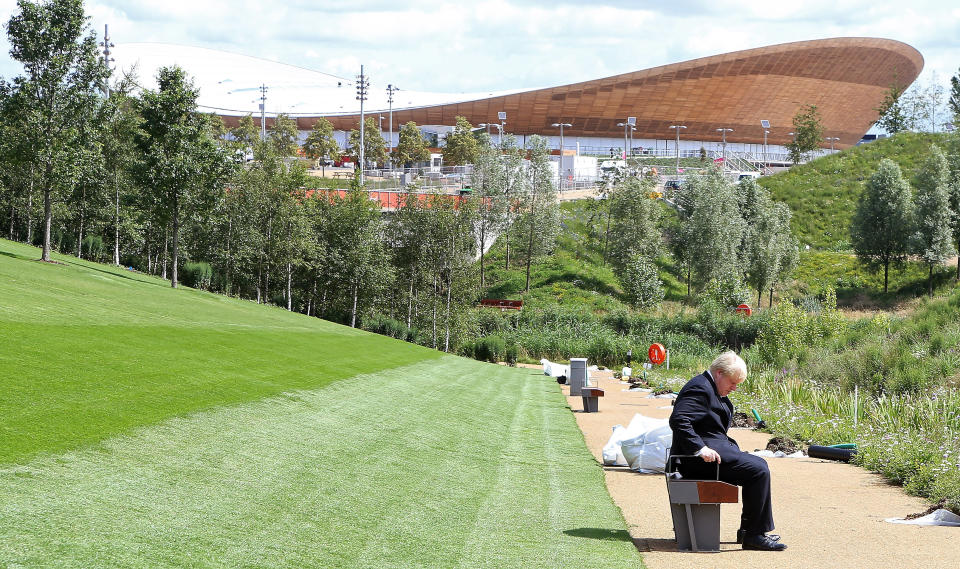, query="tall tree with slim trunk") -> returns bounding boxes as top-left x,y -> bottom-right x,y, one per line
102,74 -> 141,266
787,104 -> 824,164
520,136 -> 559,292
850,159 -> 914,293
605,176 -> 663,271
269,113 -> 299,158
680,167 -> 744,288
348,117 -> 387,168
875,81 -> 910,134
469,133 -> 508,289
394,121 -> 430,167
302,117 -> 339,175
737,179 -> 798,305
947,133 -> 960,280
6,0 -> 108,261
135,66 -> 232,288
950,67 -> 960,124
442,116 -> 479,167
912,145 -> 955,296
